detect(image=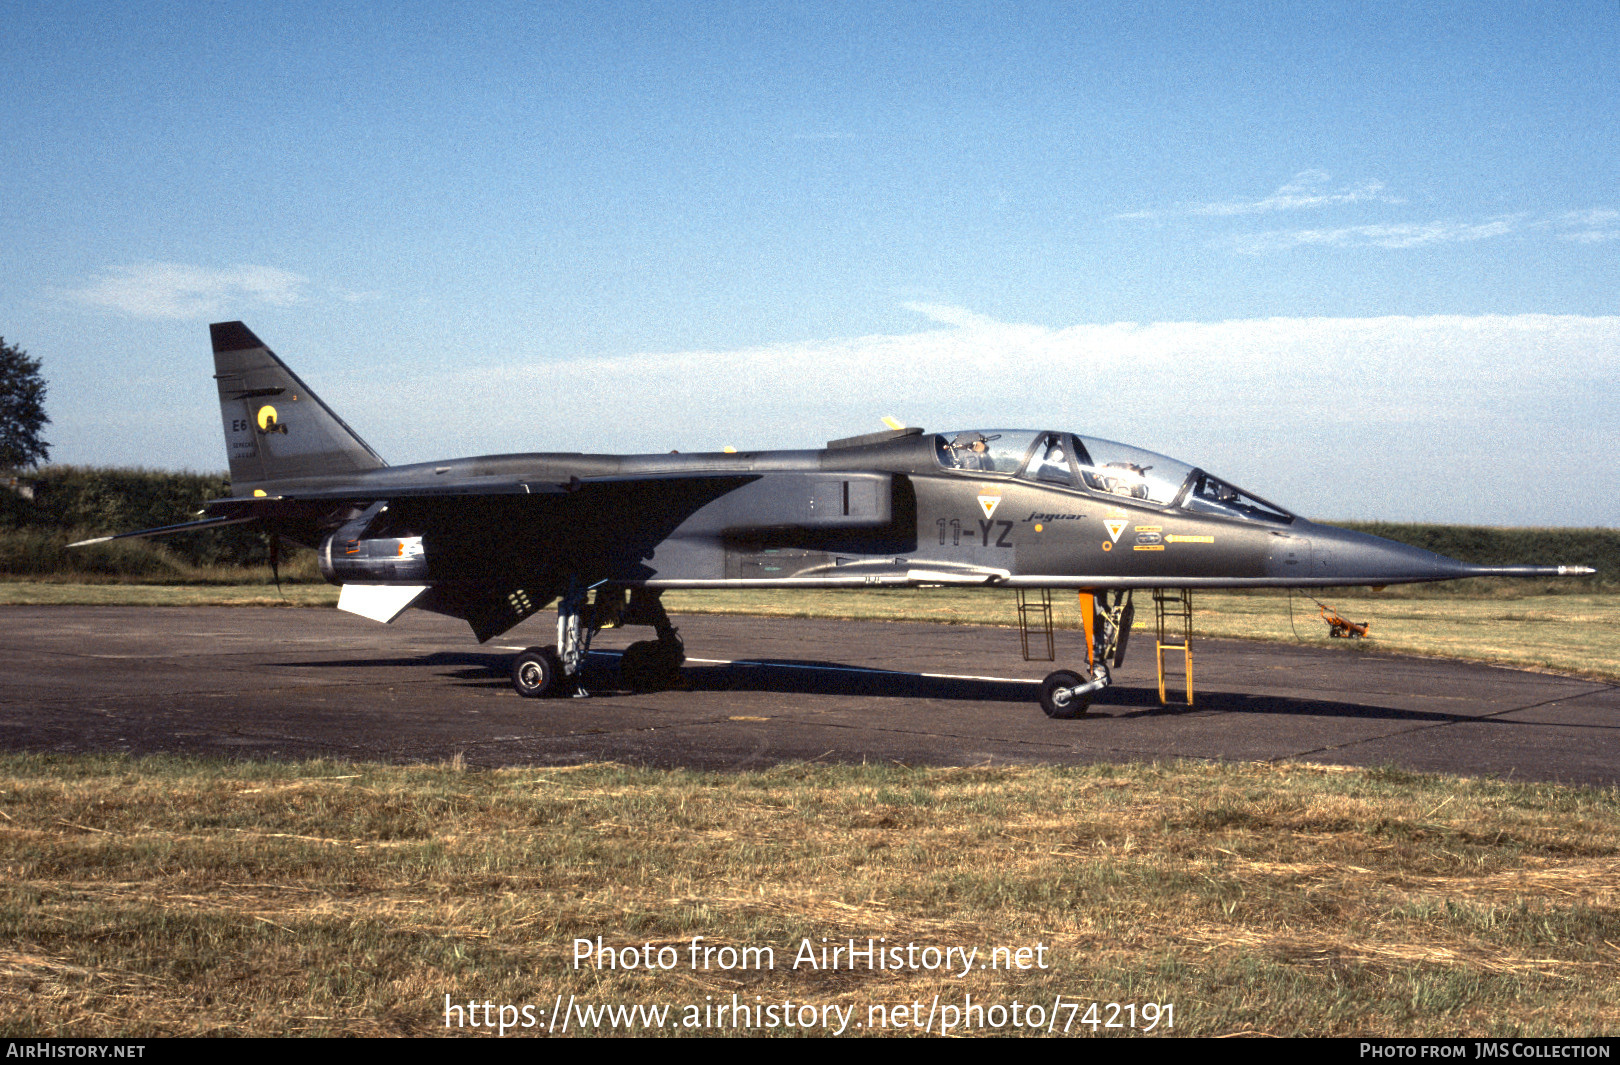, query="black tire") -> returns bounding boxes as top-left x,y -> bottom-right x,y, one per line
1039,669 -> 1090,719
620,640 -> 684,692
511,646 -> 562,698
